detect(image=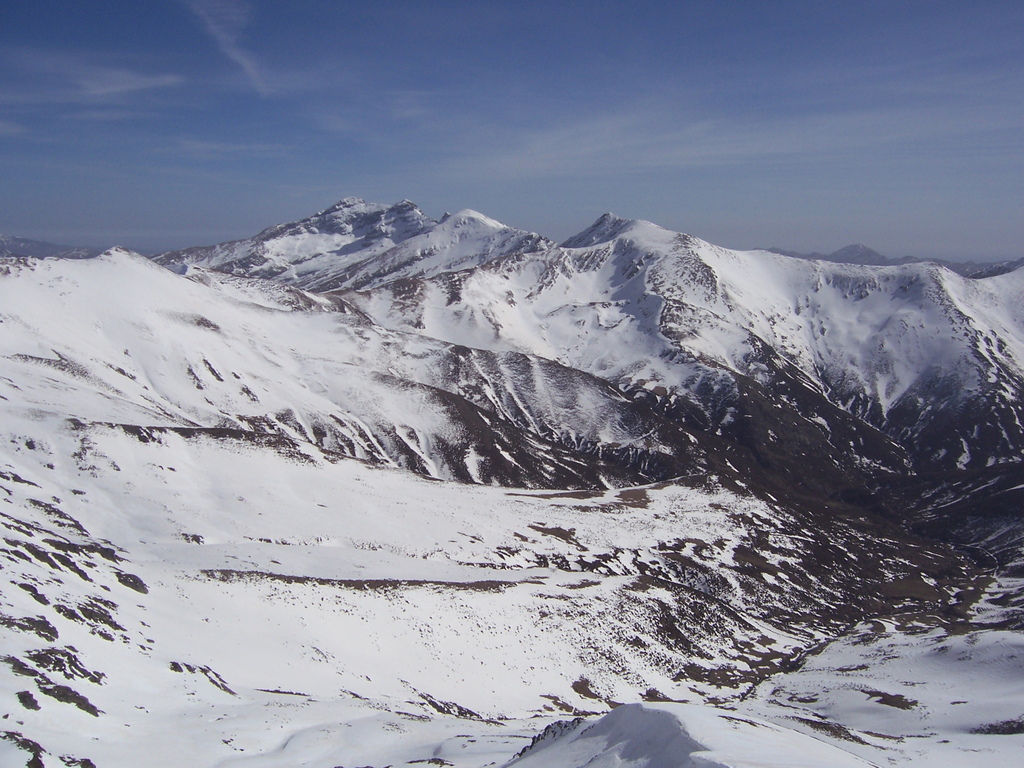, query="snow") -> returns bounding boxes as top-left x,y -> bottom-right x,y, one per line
0,374 -> 976,765
510,703 -> 877,768
122,200 -> 1024,456
0,398 -> 853,765
742,582 -> 1024,767
0,250 -> 692,488
2,204 -> 1024,767
346,211 -> 1024,471
153,198 -> 553,295
1,398 -> 1015,766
